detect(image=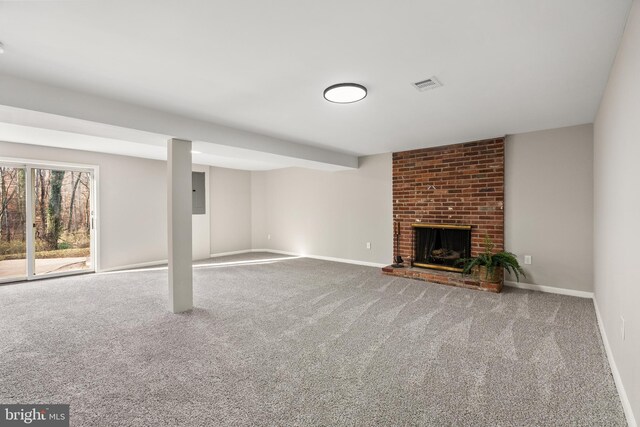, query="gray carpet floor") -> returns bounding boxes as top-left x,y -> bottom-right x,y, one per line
0,253 -> 626,426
